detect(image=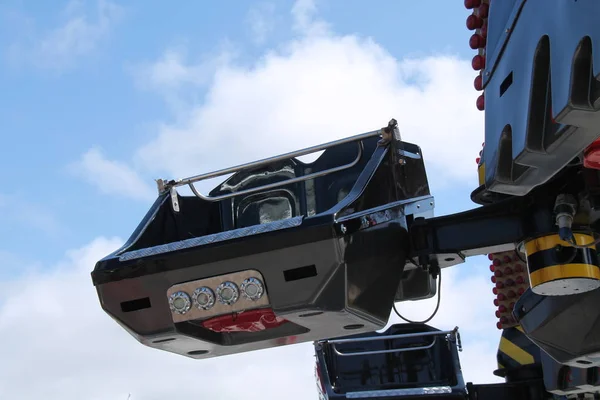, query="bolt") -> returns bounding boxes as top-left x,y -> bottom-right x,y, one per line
340,224 -> 347,234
